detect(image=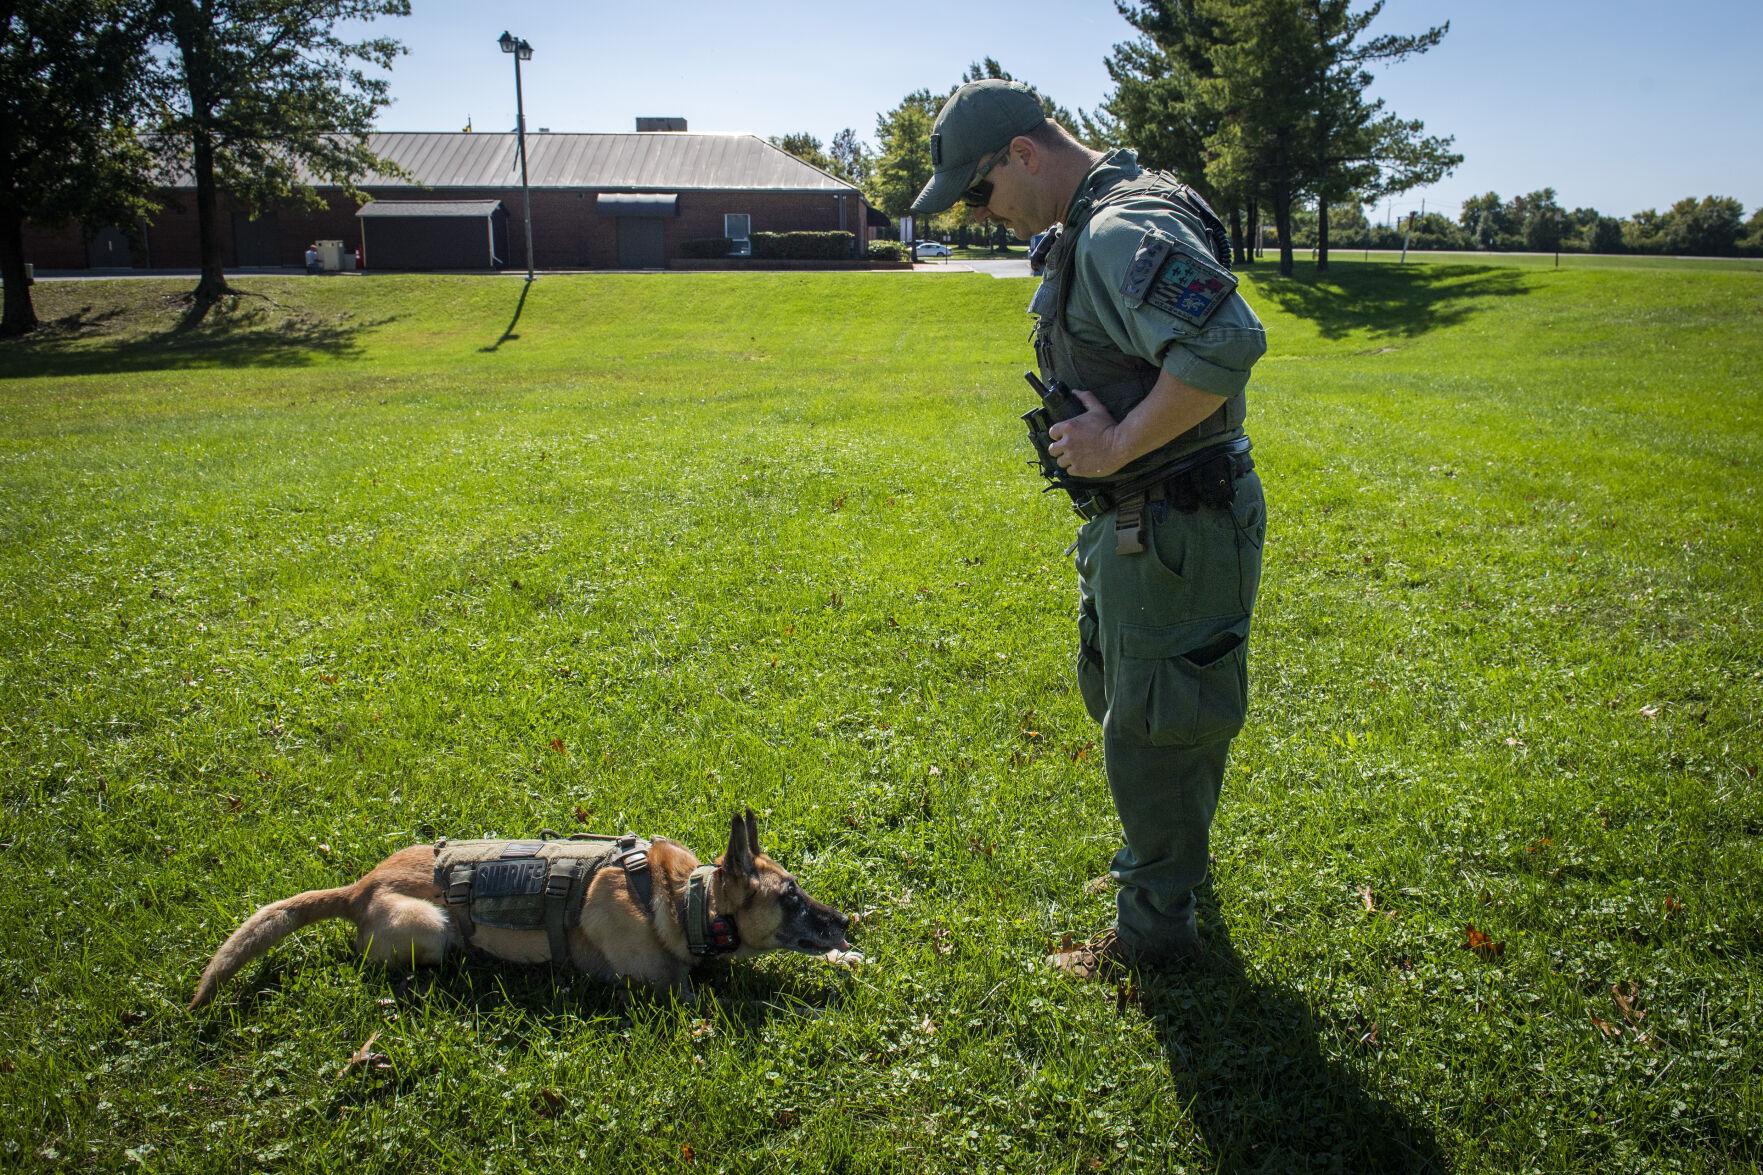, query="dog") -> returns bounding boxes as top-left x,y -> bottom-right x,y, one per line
190,809 -> 853,1008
